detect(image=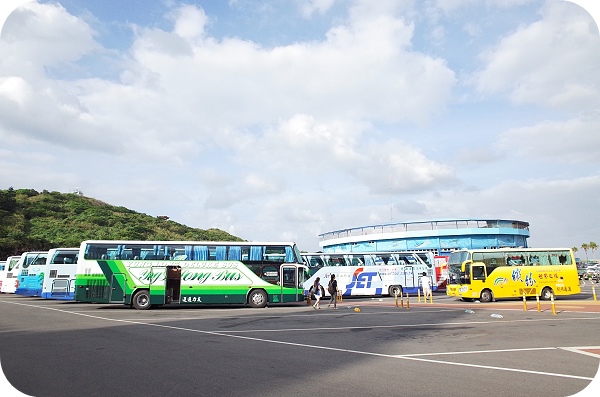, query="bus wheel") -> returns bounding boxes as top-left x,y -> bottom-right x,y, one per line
540,287 -> 553,300
480,289 -> 493,303
388,285 -> 402,297
248,289 -> 267,308
132,290 -> 151,310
